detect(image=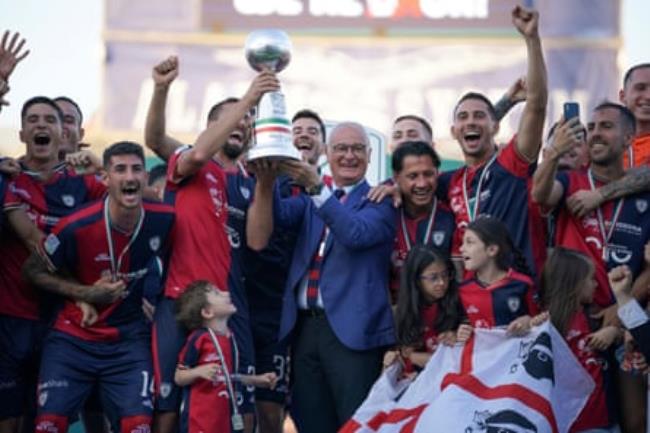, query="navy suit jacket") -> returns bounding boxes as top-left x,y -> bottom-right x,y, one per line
275,180 -> 396,351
